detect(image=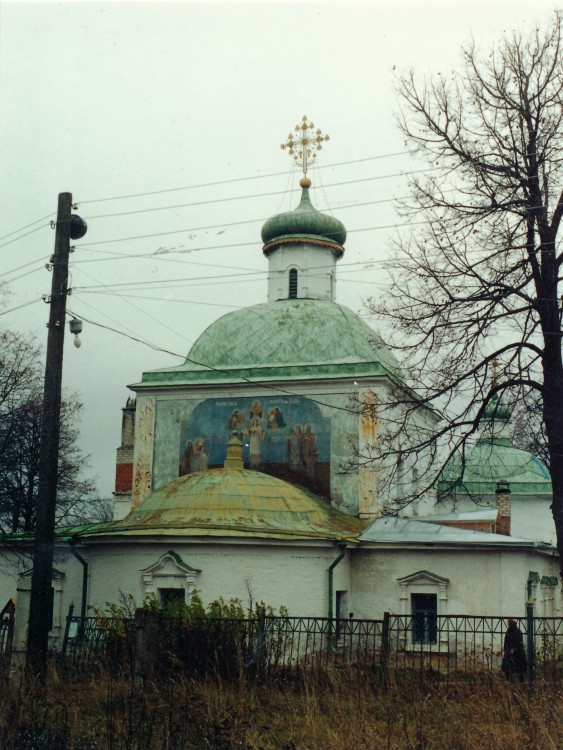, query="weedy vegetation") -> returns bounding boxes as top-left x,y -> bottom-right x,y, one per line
0,665 -> 561,750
